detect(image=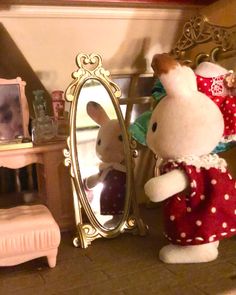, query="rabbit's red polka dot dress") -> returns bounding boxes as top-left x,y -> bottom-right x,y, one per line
161,156 -> 236,246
